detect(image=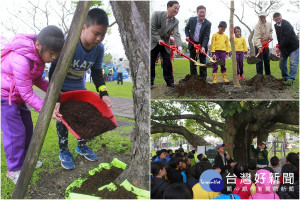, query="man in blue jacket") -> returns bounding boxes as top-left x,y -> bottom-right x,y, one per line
273,12 -> 299,86
185,5 -> 211,80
